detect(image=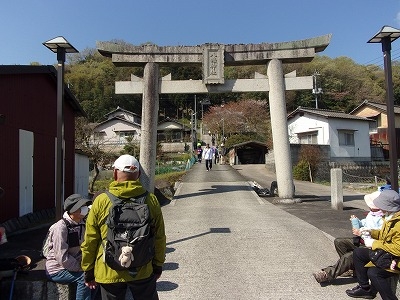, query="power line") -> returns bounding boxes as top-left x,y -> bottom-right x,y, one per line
362,47 -> 400,67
